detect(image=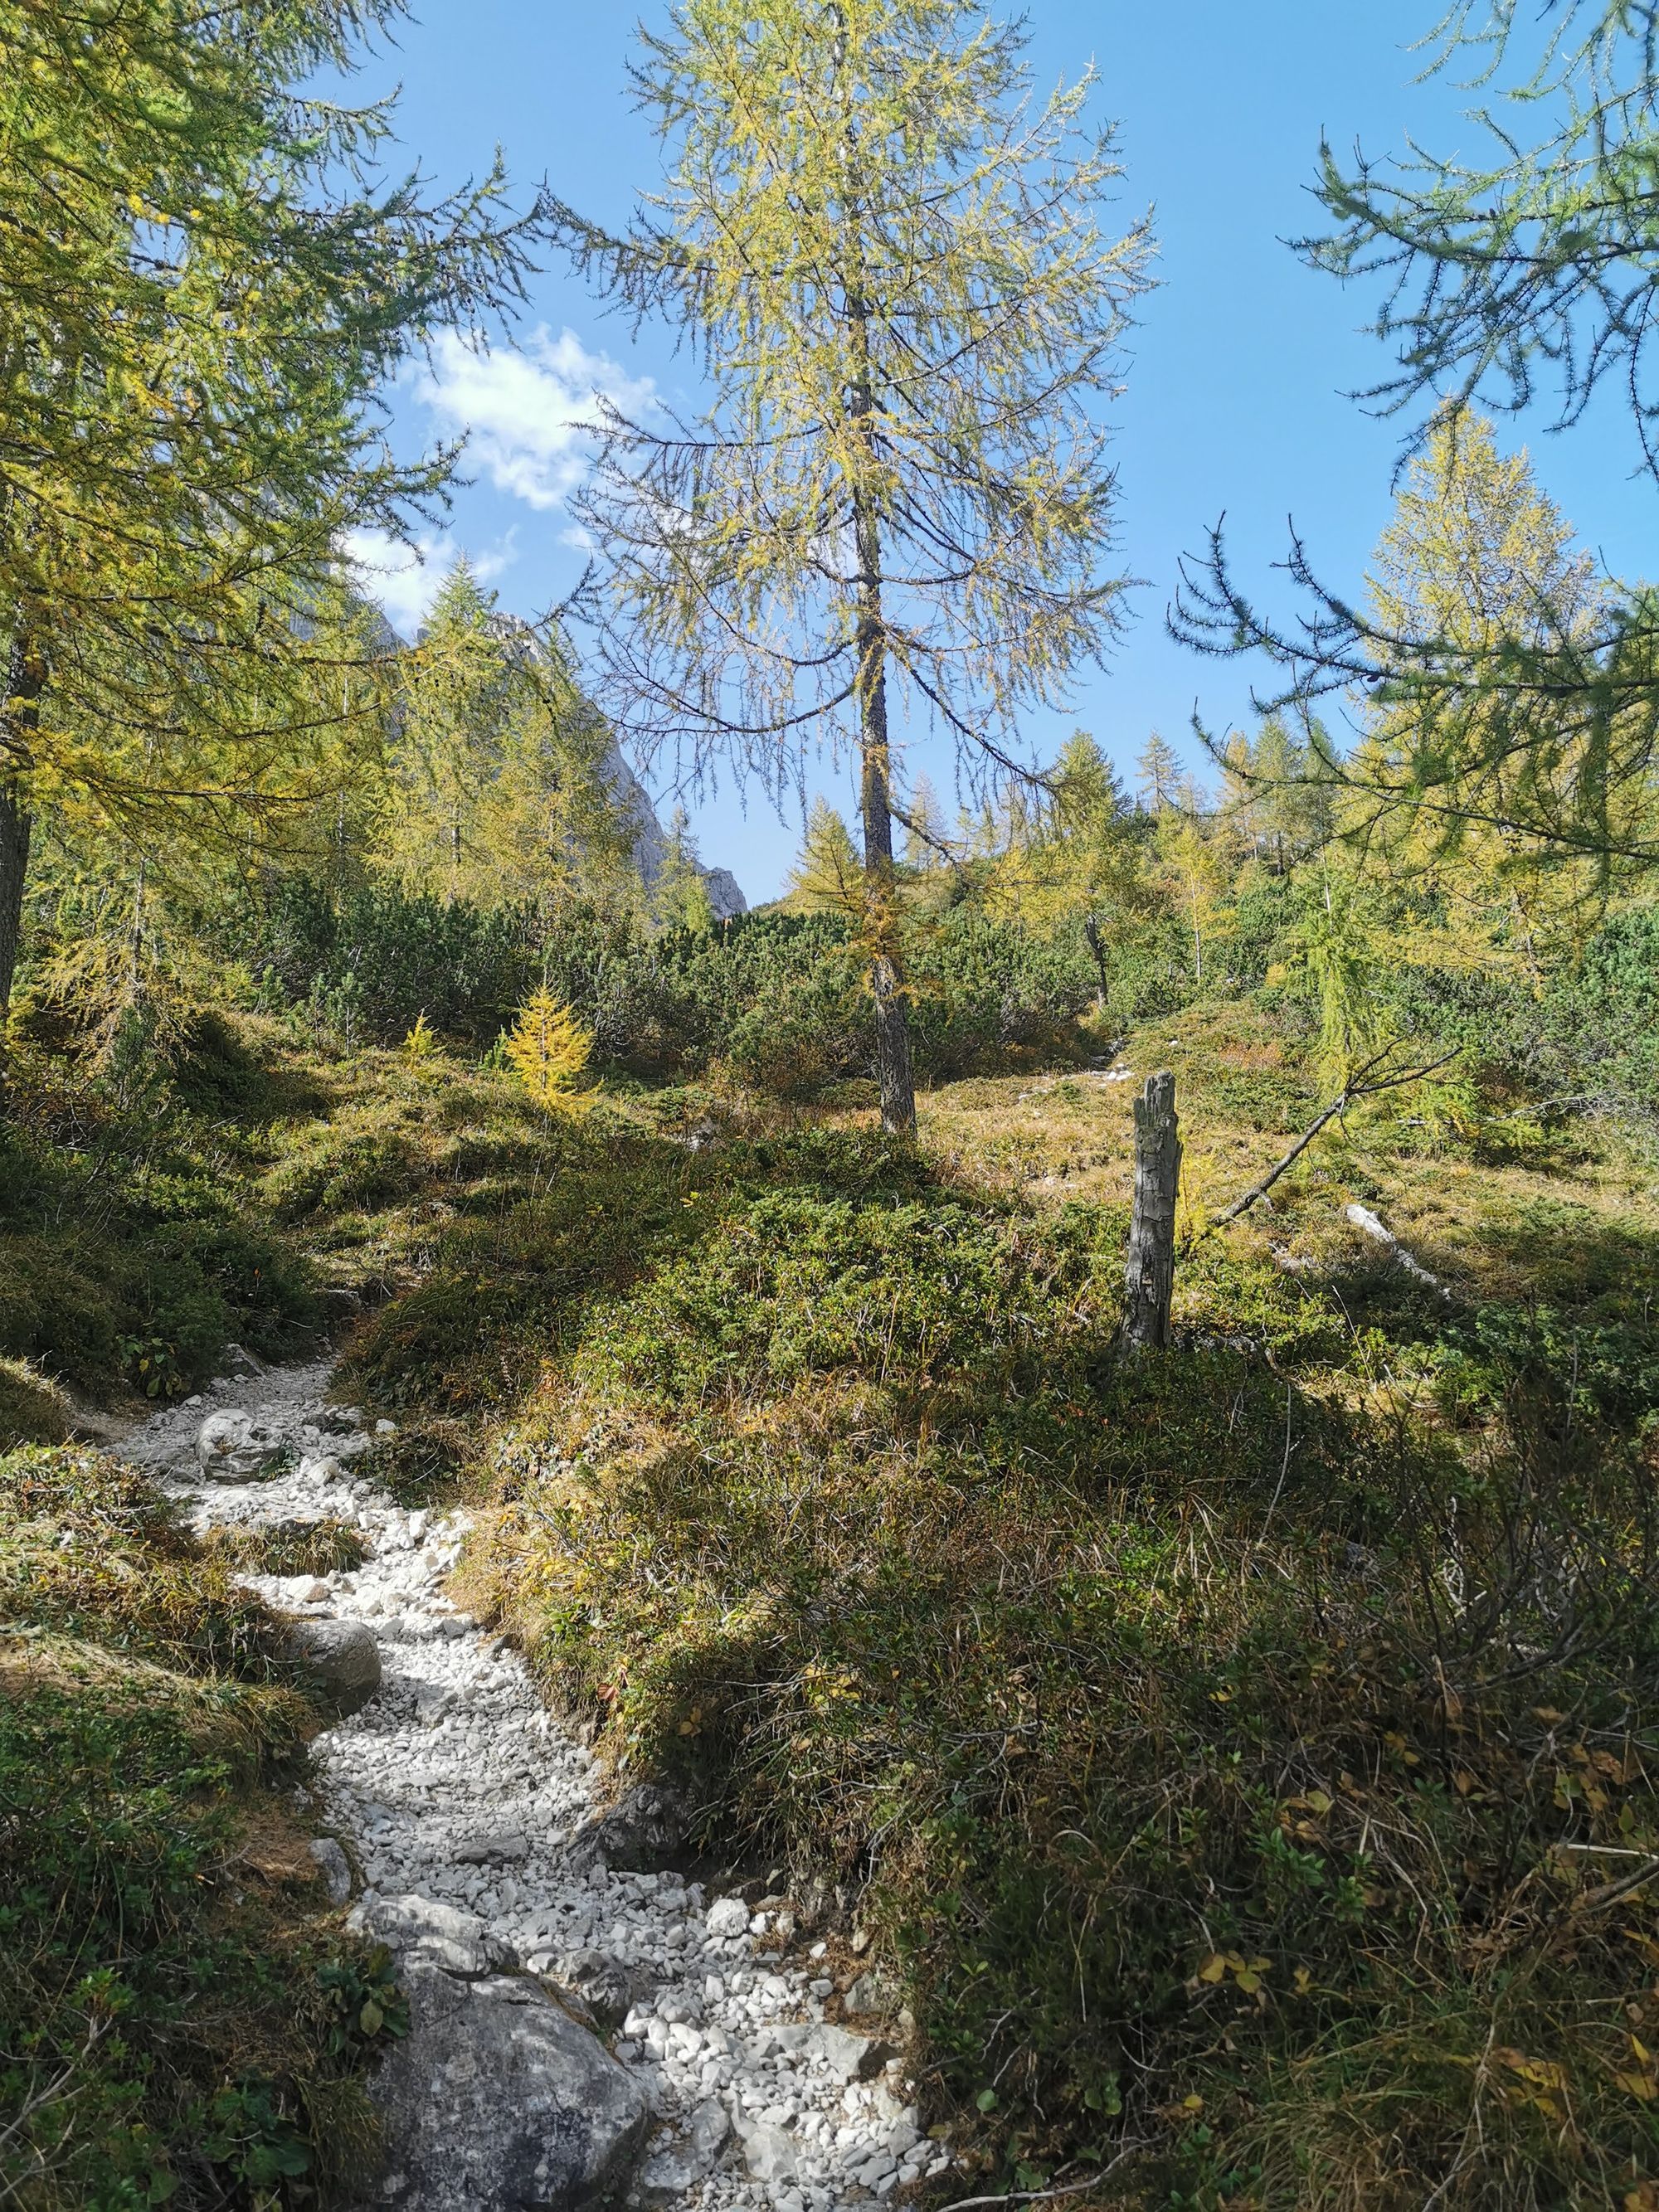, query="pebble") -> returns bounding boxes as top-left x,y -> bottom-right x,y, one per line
122,1357 -> 956,2211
